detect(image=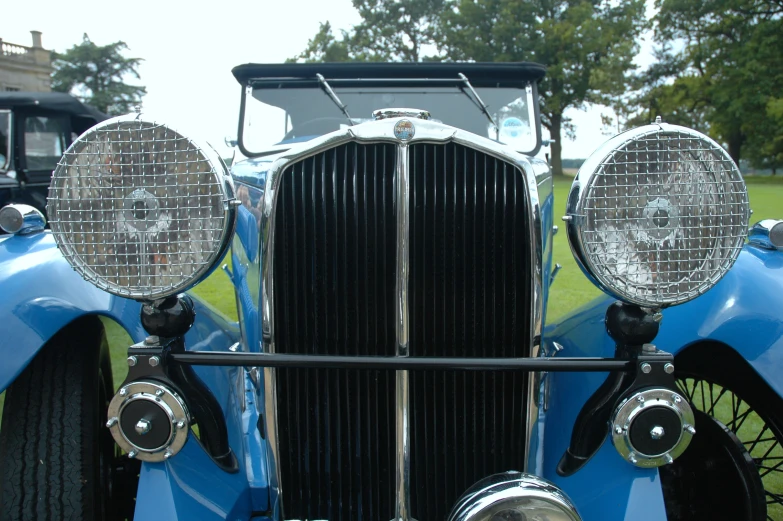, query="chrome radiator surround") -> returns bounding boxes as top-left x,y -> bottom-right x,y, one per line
258,118 -> 544,520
